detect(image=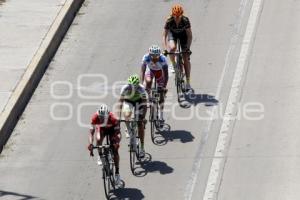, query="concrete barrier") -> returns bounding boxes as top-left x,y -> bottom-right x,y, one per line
0,0 -> 85,153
